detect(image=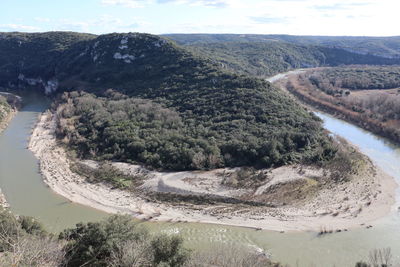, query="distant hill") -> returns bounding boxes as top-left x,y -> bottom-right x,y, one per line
184,42 -> 400,78
164,34 -> 400,59
2,32 -> 399,94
